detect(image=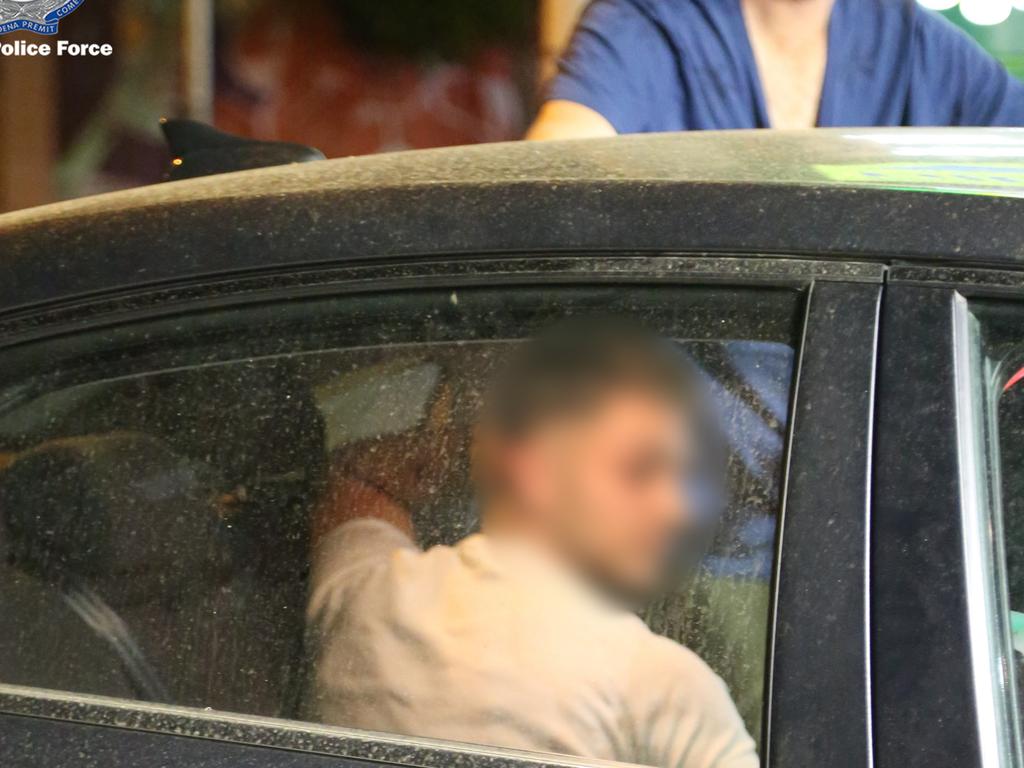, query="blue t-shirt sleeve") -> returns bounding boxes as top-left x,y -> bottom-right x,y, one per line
916,10 -> 1024,126
547,0 -> 681,134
